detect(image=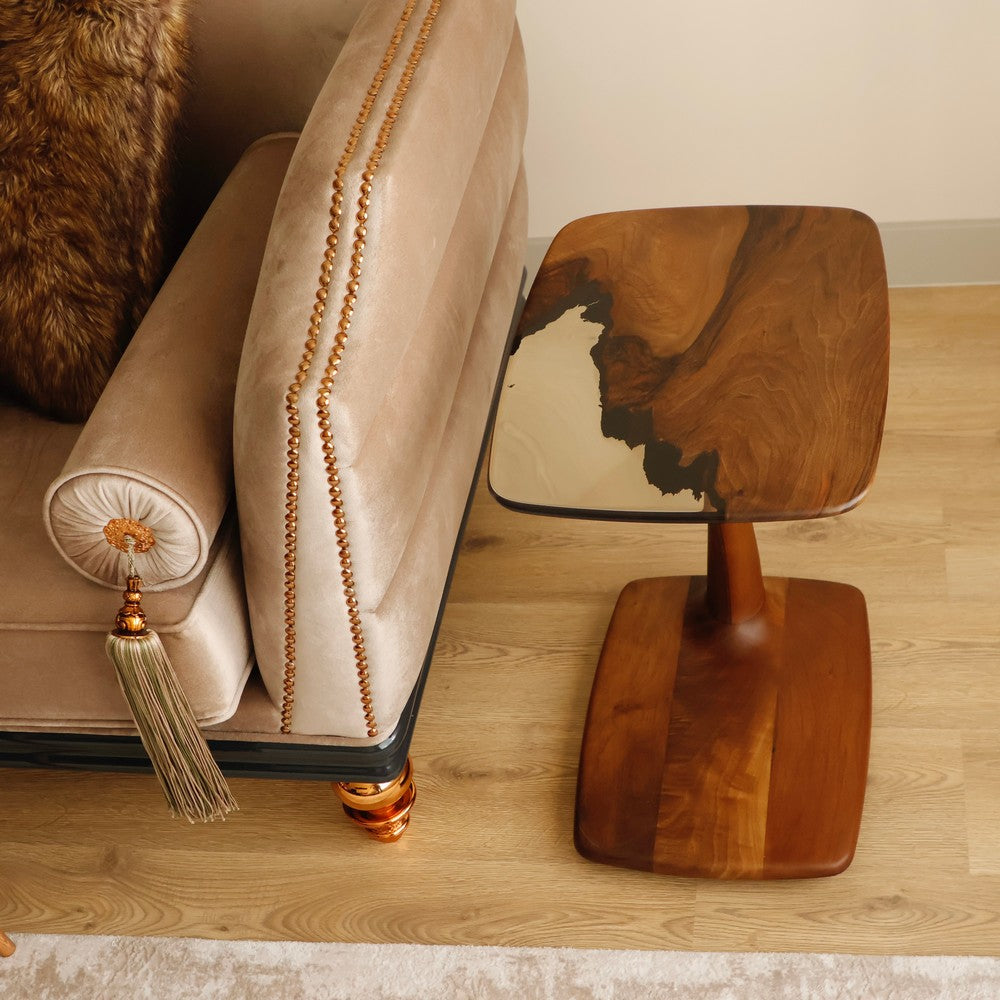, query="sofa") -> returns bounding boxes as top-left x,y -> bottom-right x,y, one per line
0,0 -> 527,866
